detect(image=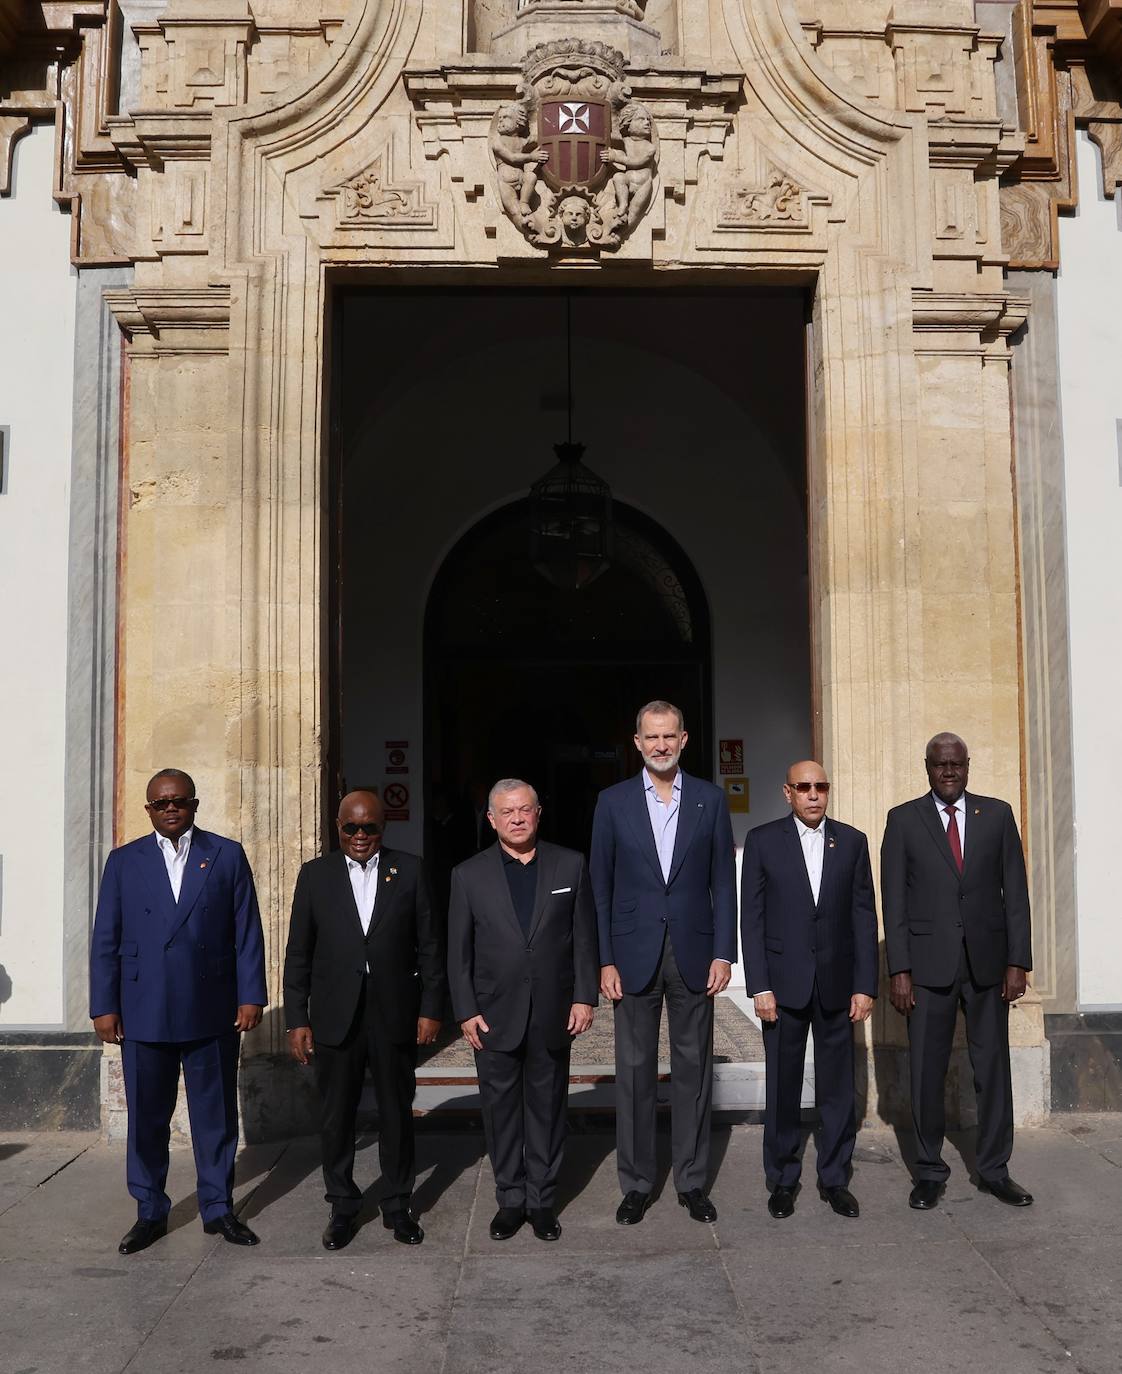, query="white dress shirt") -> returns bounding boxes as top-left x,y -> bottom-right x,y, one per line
346,851 -> 381,936
932,791 -> 967,858
794,816 -> 825,904
643,771 -> 681,884
157,828 -> 193,902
